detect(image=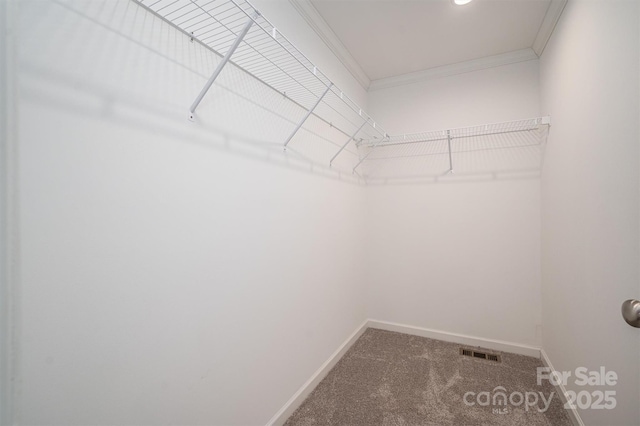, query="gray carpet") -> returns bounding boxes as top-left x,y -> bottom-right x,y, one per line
285,328 -> 572,426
